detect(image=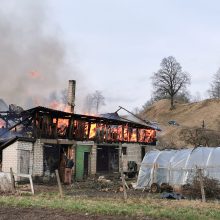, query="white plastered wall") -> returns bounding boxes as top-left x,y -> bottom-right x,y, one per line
2,142 -> 18,173
32,139 -> 44,176
2,141 -> 33,175
121,143 -> 142,172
